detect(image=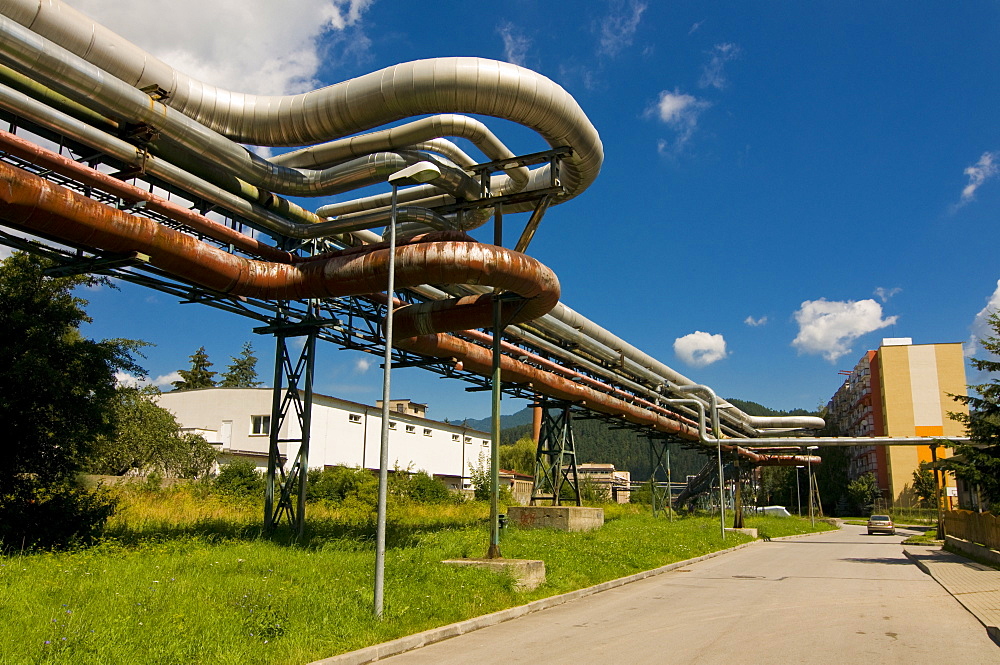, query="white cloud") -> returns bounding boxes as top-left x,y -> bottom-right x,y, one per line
71,0 -> 374,95
957,151 -> 999,206
649,89 -> 709,152
965,279 -> 1000,359
688,20 -> 705,35
673,331 -> 728,367
744,315 -> 768,327
497,21 -> 531,67
354,357 -> 372,373
874,286 -> 901,303
153,371 -> 182,388
699,43 -> 741,90
597,0 -> 646,57
115,371 -> 149,388
792,298 -> 898,363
